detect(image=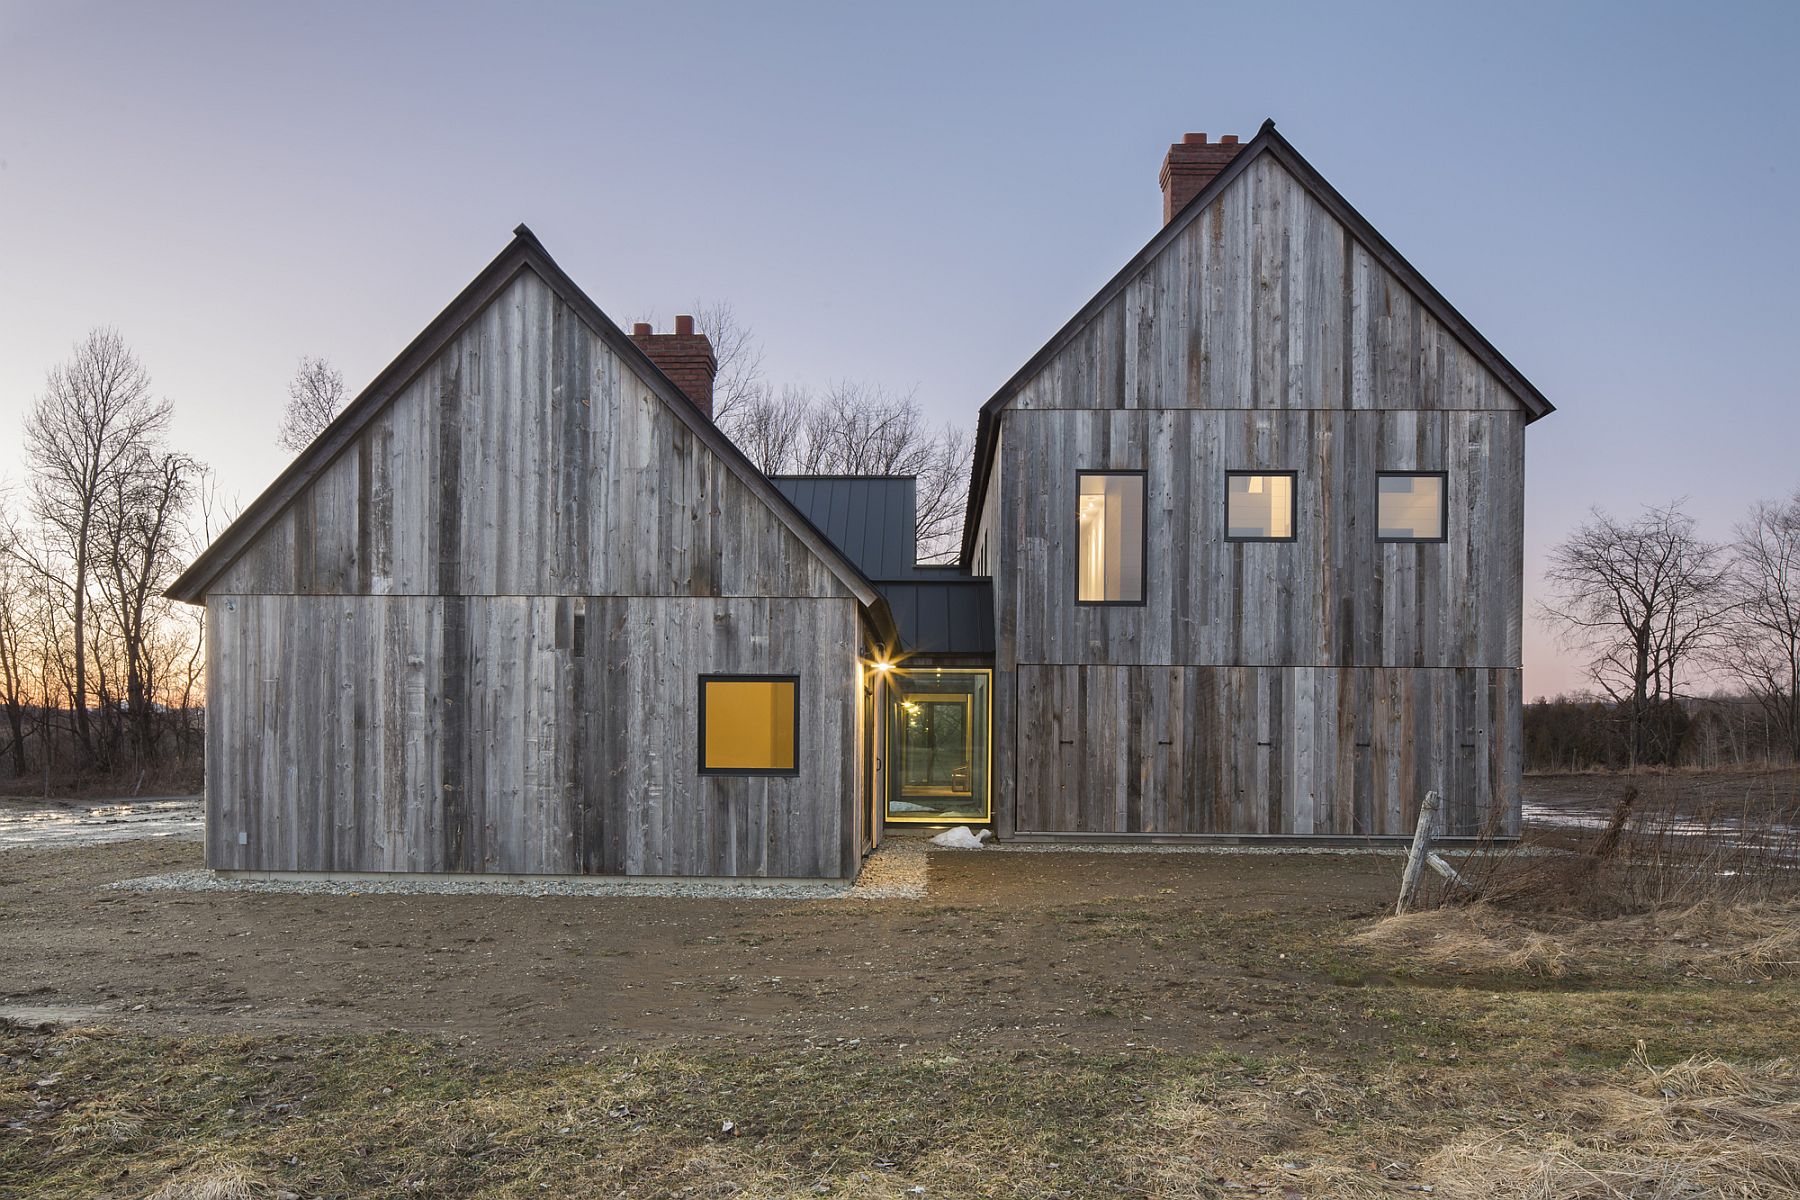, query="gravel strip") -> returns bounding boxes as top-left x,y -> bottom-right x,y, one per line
109,837 -> 929,901
982,840 -> 1565,857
